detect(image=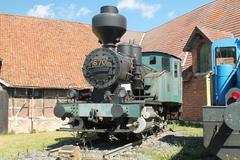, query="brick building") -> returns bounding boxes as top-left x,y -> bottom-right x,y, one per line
1,0 -> 240,132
